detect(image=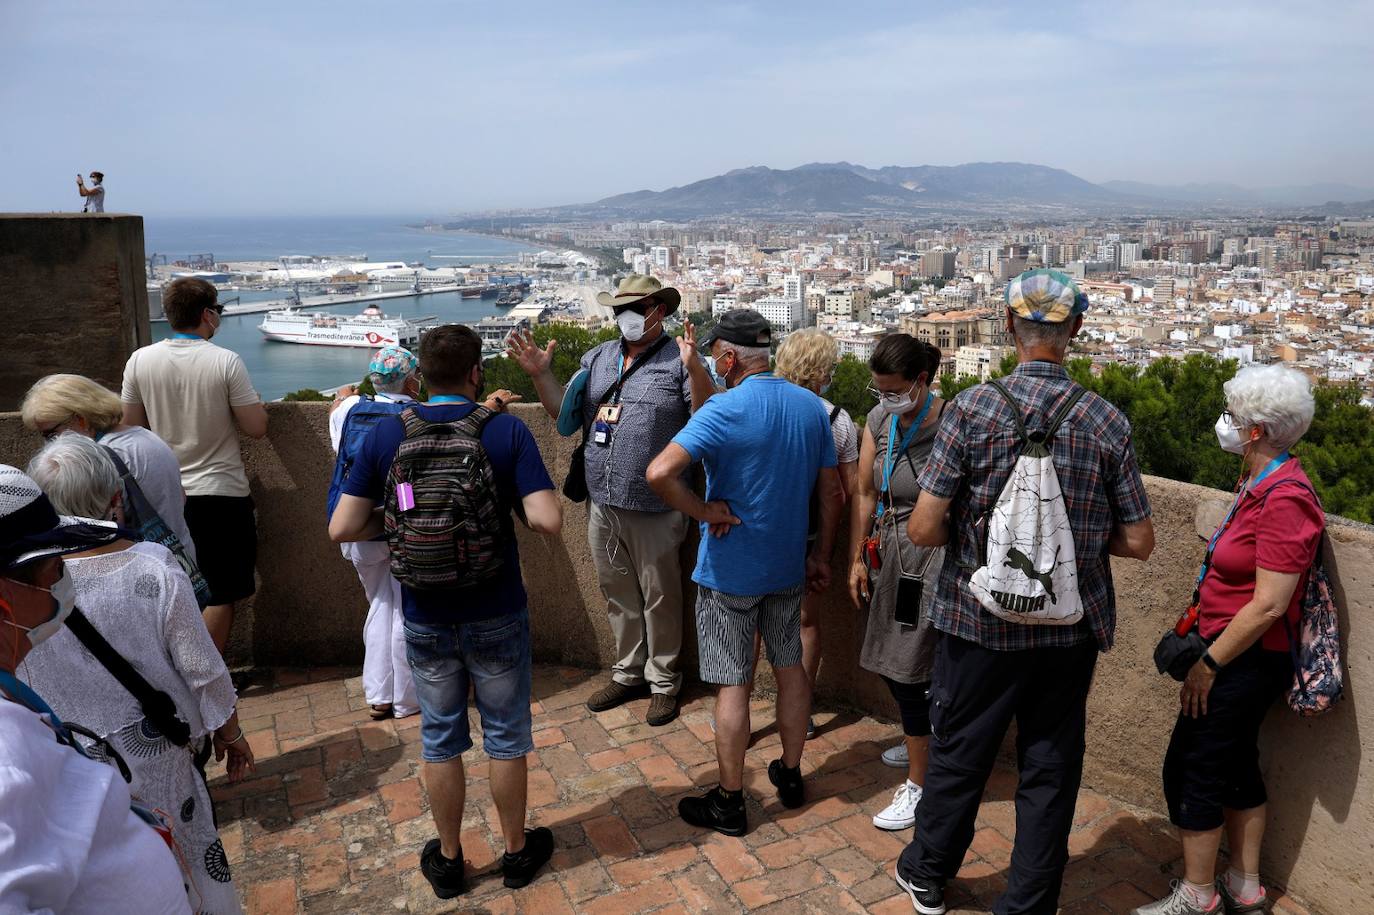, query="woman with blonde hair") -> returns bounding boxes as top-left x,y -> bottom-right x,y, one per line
773,329 -> 861,738
21,373 -> 194,562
